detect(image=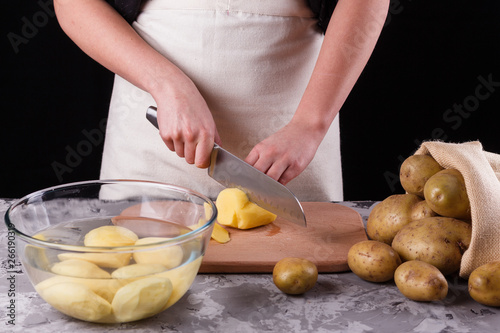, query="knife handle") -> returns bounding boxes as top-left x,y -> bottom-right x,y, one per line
146,106 -> 159,129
